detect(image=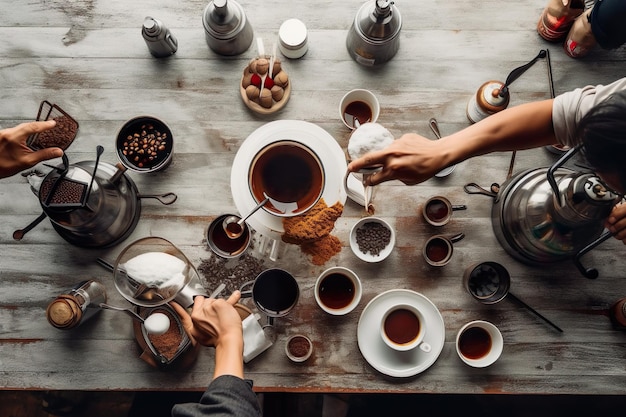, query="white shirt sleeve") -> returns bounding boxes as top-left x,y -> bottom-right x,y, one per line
552,77 -> 626,147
